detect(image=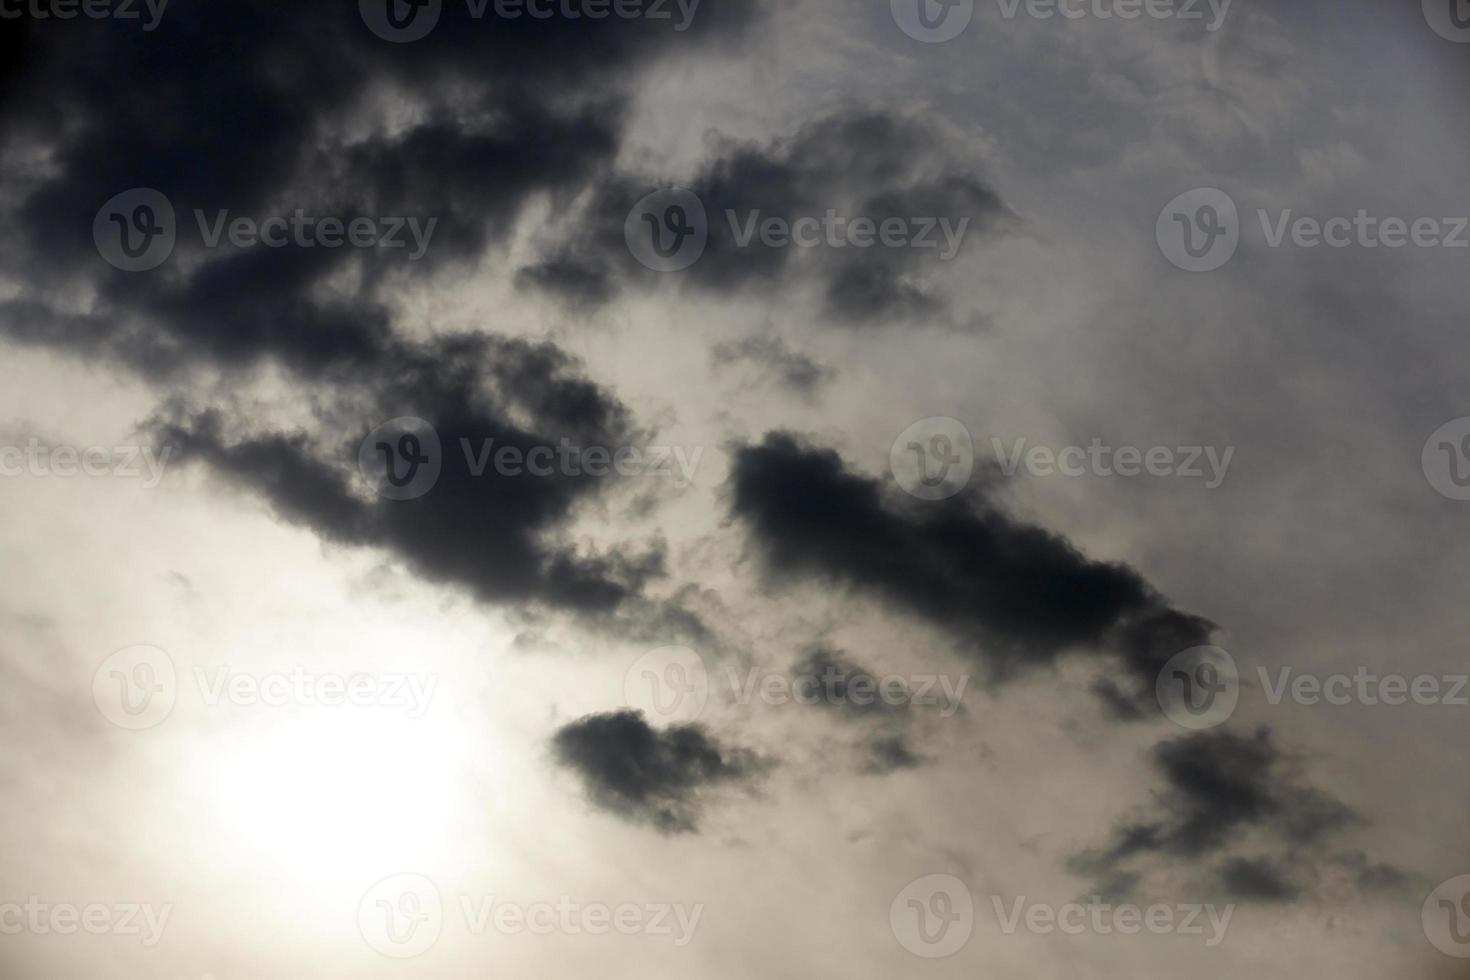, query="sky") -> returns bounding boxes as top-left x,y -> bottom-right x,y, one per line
0,0 -> 1468,977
